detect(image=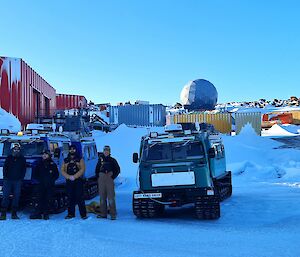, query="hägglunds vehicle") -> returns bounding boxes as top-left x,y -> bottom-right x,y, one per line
0,128 -> 98,213
132,123 -> 232,219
